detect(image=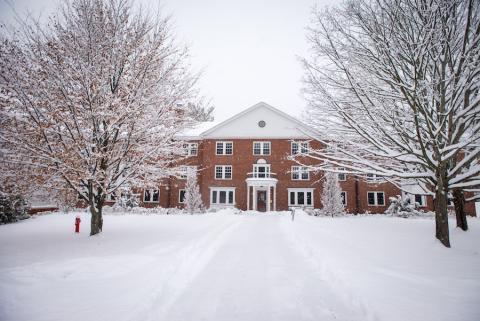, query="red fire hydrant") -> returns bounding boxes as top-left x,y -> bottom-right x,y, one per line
75,216 -> 81,233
